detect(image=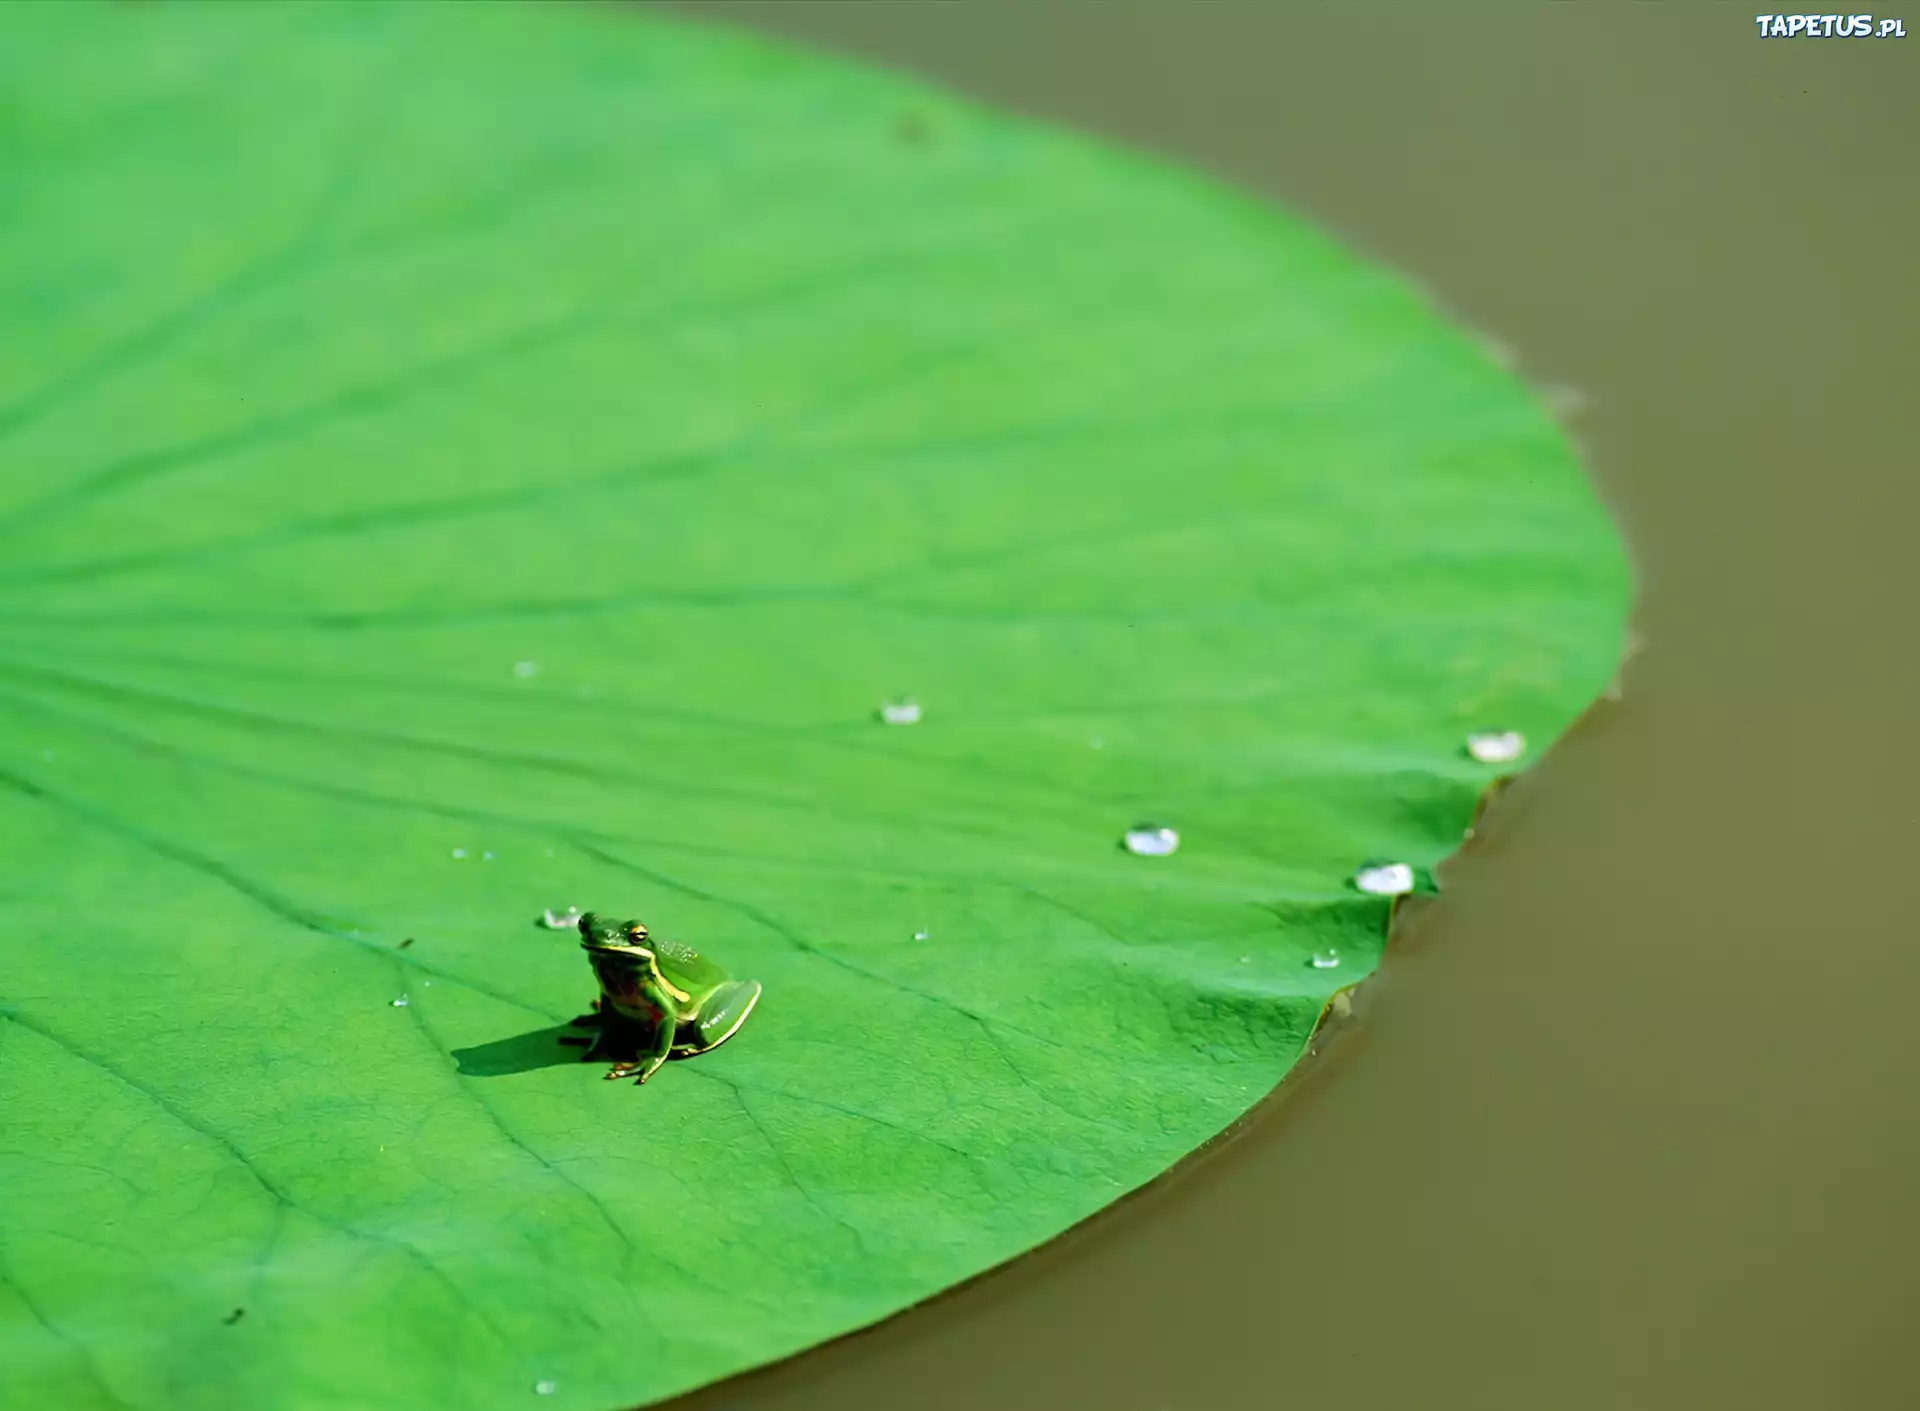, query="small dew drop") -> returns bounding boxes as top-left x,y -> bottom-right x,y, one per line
912,929 -> 930,942
534,1381 -> 558,1397
1123,823 -> 1179,857
391,996 -> 410,1007
1310,950 -> 1341,970
1353,862 -> 1415,896
1239,955 -> 1252,964
514,661 -> 538,679
543,906 -> 583,930
483,851 -> 496,861
452,848 -> 468,860
1465,729 -> 1526,764
878,697 -> 922,725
